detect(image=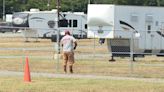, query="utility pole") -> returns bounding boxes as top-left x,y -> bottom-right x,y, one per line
55,0 -> 61,72
47,0 -> 50,10
88,0 -> 90,4
3,0 -> 5,21
56,0 -> 60,54
157,0 -> 160,6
